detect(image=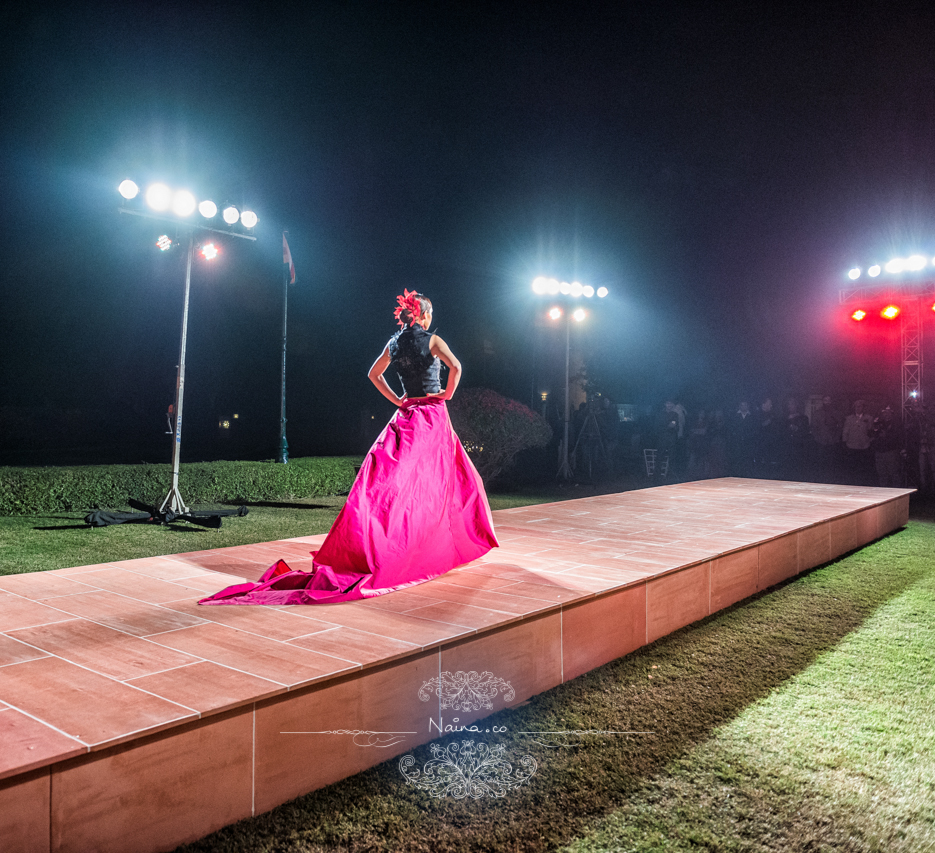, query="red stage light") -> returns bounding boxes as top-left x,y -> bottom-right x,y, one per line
881,304 -> 900,320
851,309 -> 867,321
